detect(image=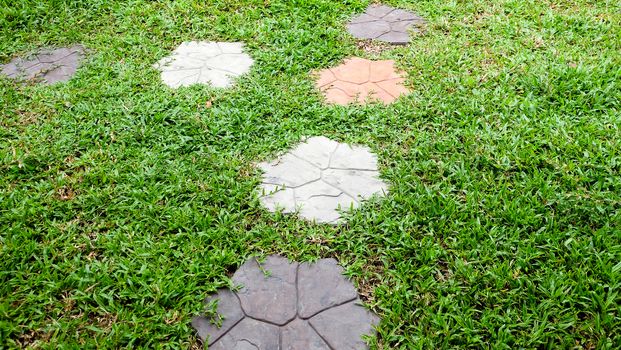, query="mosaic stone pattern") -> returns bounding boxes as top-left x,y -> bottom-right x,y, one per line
315,57 -> 409,105
0,45 -> 84,84
192,255 -> 380,349
154,41 -> 254,88
257,136 -> 388,224
347,4 -> 426,44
